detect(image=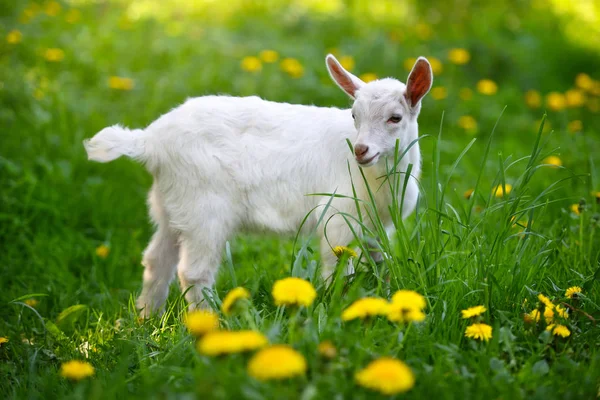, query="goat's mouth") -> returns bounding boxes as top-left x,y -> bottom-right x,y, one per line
357,152 -> 380,167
